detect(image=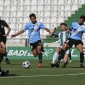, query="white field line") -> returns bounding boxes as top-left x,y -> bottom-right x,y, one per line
5,68 -> 85,71
0,73 -> 85,78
